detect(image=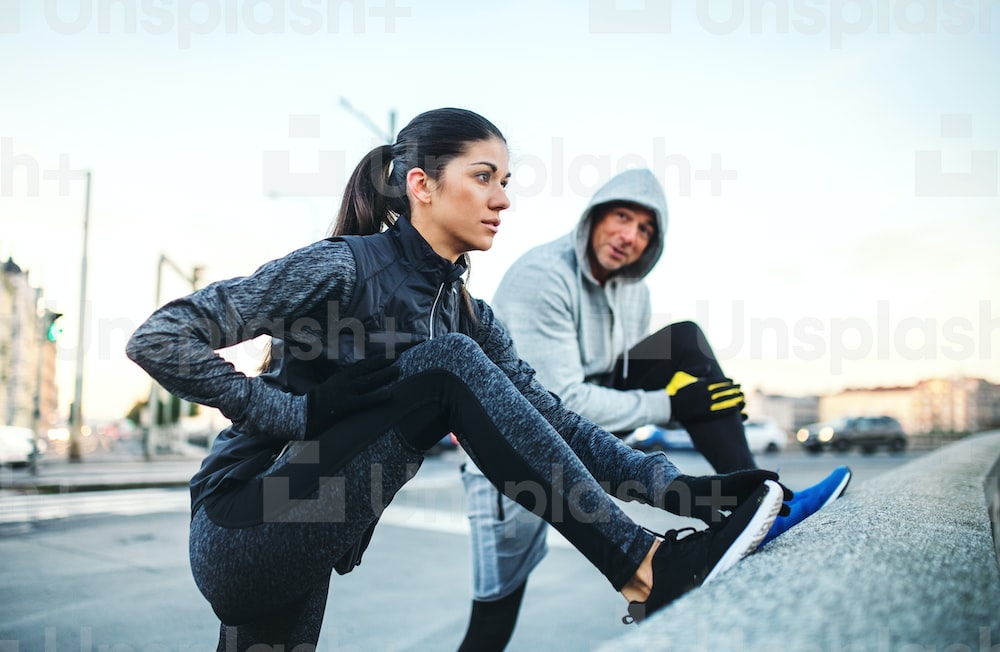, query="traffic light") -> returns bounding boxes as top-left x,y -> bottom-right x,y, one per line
44,311 -> 63,342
